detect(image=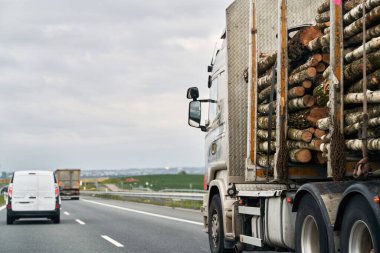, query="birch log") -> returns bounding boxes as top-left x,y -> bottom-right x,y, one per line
344,90 -> 380,104
344,117 -> 380,135
258,101 -> 277,115
316,22 -> 330,31
258,116 -> 276,129
317,117 -> 330,130
258,71 -> 275,91
313,80 -> 330,106
347,69 -> 380,92
257,129 -> 277,140
288,27 -> 323,63
344,6 -> 380,39
344,0 -> 380,26
302,80 -> 313,89
307,34 -> 330,51
258,141 -> 276,153
290,54 -> 321,75
289,149 -> 312,163
288,128 -> 313,142
258,52 -> 277,76
288,107 -> 329,128
345,24 -> 380,47
287,139 -> 322,151
314,152 -> 328,164
345,0 -> 366,12
345,105 -> 380,125
344,37 -> 380,63
288,86 -> 306,99
314,129 -> 327,139
258,84 -> 276,103
346,138 -> 380,150
288,95 -> 316,112
257,155 -> 274,167
344,50 -> 380,83
316,11 -> 330,23
317,0 -> 330,14
289,67 -> 317,86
